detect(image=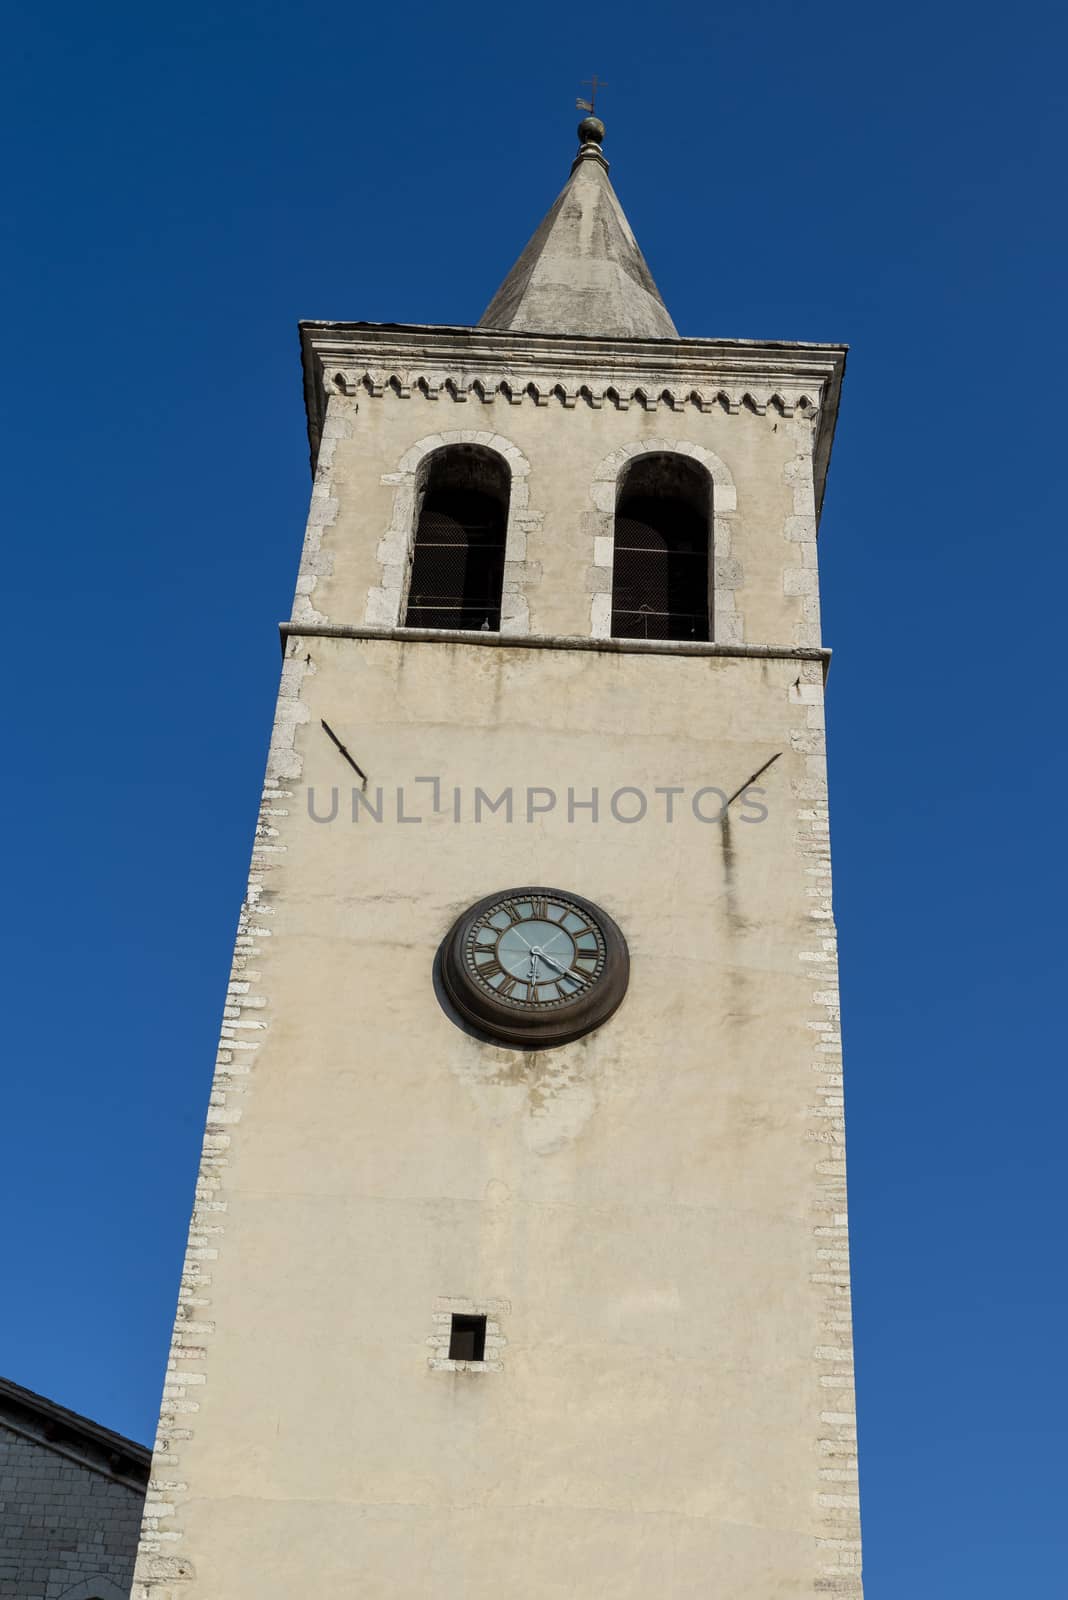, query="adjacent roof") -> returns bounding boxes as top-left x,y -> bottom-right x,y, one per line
0,1375 -> 151,1488
479,117 -> 678,341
